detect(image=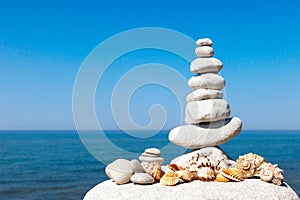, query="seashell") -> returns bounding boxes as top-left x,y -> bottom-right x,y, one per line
148,168 -> 163,181
170,155 -> 219,182
236,153 -> 266,178
214,173 -> 230,182
260,168 -> 273,182
168,164 -> 182,171
141,161 -> 163,181
190,158 -> 216,181
175,170 -> 193,182
193,166 -> 216,181
160,172 -> 179,186
220,168 -> 243,182
260,162 -> 284,186
141,161 -> 161,172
